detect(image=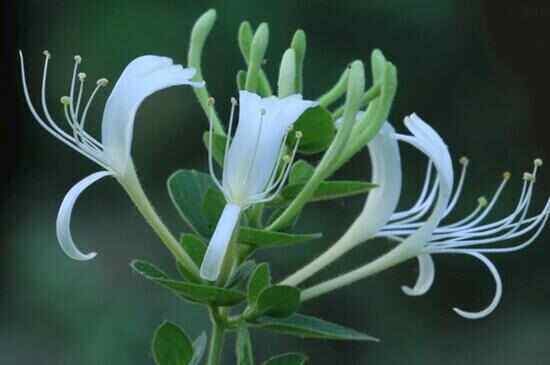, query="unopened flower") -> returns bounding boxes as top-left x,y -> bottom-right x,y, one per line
19,51 -> 203,261
200,91 -> 316,281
